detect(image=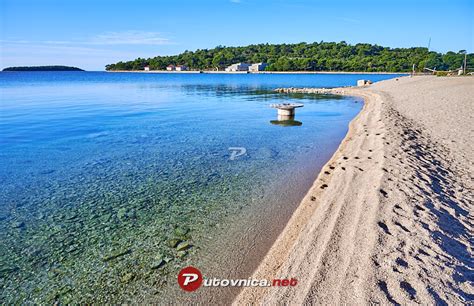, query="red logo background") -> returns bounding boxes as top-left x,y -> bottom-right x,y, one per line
177,266 -> 203,292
